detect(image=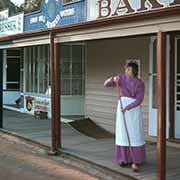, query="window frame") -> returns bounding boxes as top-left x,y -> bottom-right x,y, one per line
62,0 -> 81,6
24,45 -> 50,95
60,43 -> 85,96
